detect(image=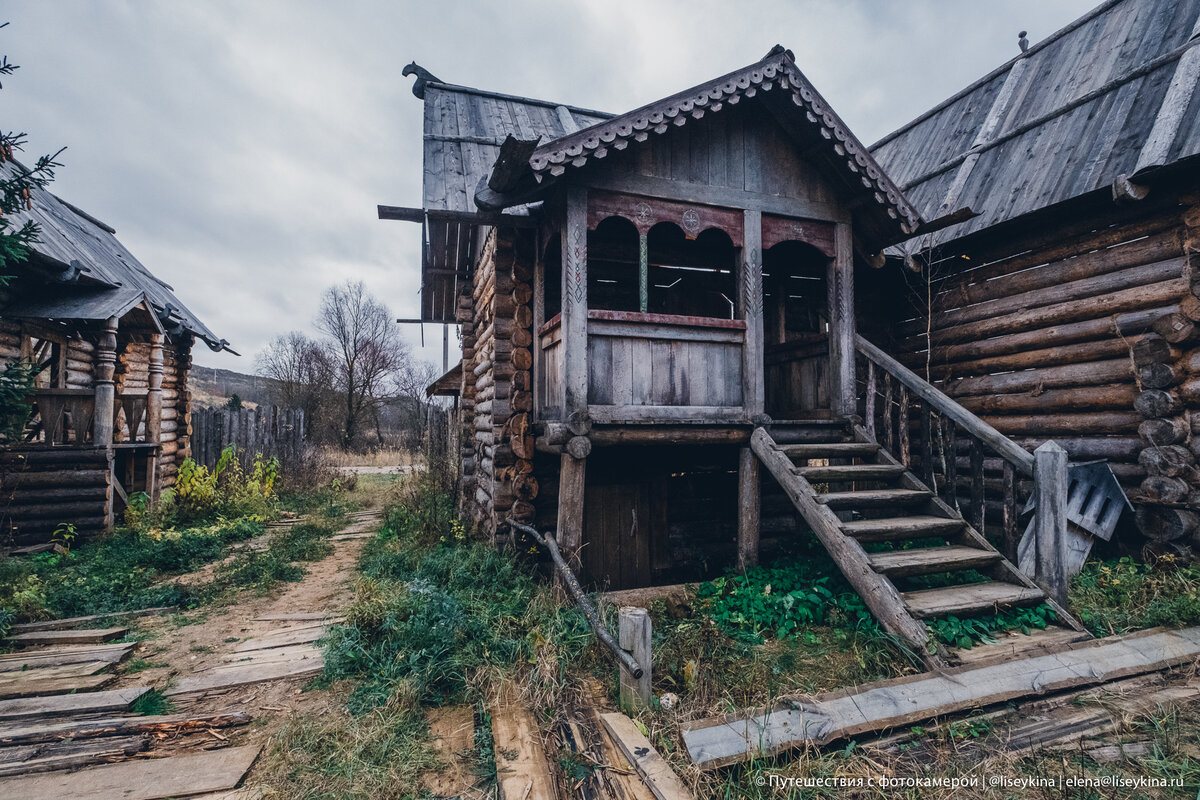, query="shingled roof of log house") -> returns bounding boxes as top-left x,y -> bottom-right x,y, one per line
871,0 -> 1200,252
0,159 -> 228,351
